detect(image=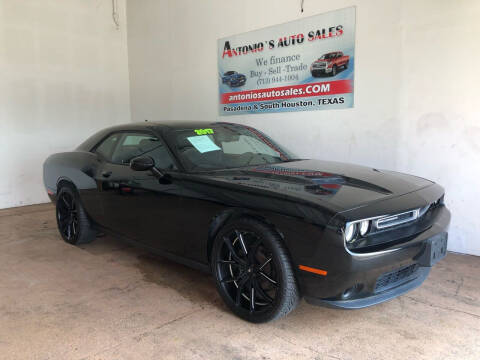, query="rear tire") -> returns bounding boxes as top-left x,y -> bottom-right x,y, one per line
211,217 -> 300,323
56,185 -> 96,245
